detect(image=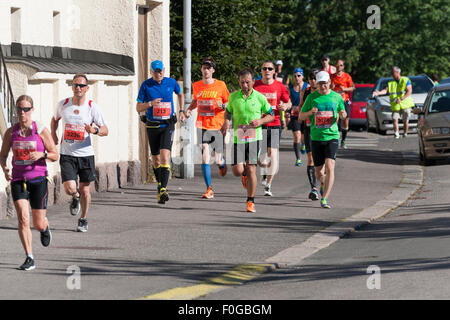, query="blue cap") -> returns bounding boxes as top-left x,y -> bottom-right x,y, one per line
151,60 -> 164,71
293,68 -> 304,76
